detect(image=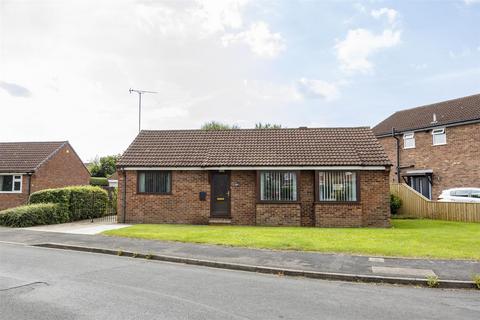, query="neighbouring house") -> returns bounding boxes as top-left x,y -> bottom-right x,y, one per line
116,127 -> 392,227
373,93 -> 480,200
108,172 -> 118,188
0,141 -> 90,210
